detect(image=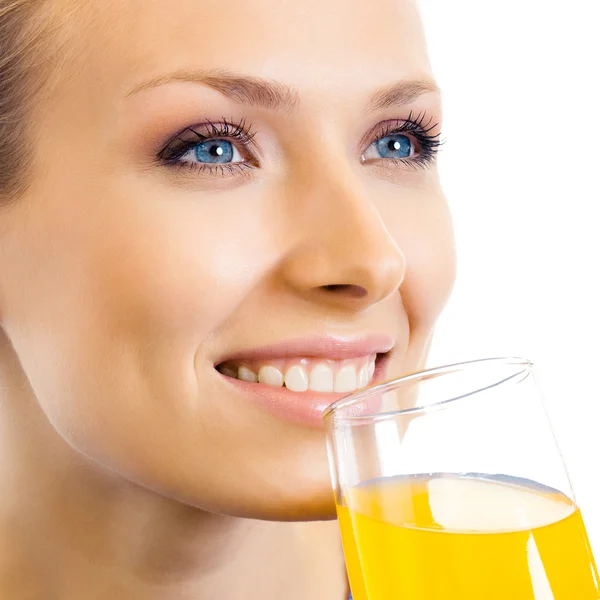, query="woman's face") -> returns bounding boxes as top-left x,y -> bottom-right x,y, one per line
0,0 -> 455,519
